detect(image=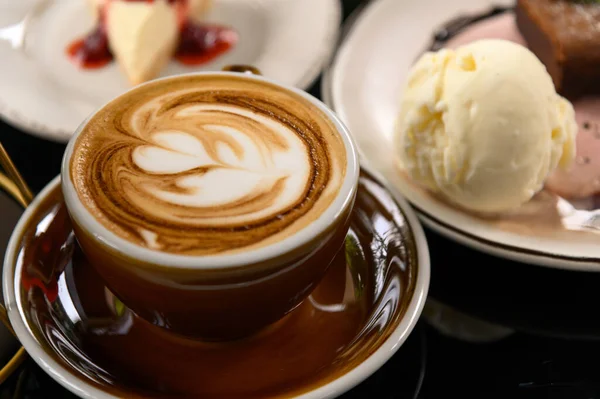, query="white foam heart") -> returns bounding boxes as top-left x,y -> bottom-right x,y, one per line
130,105 -> 311,226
